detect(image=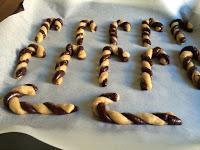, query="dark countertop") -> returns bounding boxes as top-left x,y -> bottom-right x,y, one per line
0,0 -> 24,22
0,132 -> 61,150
